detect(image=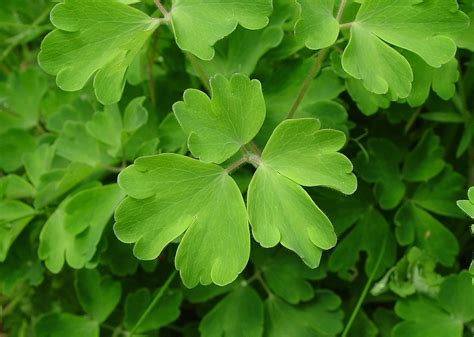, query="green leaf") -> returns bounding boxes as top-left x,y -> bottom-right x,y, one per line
296,101 -> 349,135
124,287 -> 182,333
114,154 -> 249,287
395,202 -> 459,267
38,0 -> 160,104
99,227 -> 138,277
255,248 -> 325,304
354,138 -> 405,210
329,208 -> 396,279
23,143 -> 55,187
157,113 -> 187,153
199,286 -> 263,337
123,96 -> 148,133
294,0 -> 340,50
342,0 -> 468,98
173,74 -> 265,164
0,200 -> 35,262
39,184 -> 125,273
75,269 -> 122,323
406,52 -> 459,107
0,67 -> 48,133
261,119 -> 356,194
457,186 -> 474,219
412,166 -> 465,218
345,77 -> 391,116
86,105 -> 123,157
0,129 -> 36,172
0,175 -> 35,200
35,313 -> 99,337
393,272 -> 474,337
170,0 -> 273,60
402,130 -> 445,182
265,290 -> 344,337
248,118 -> 356,268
